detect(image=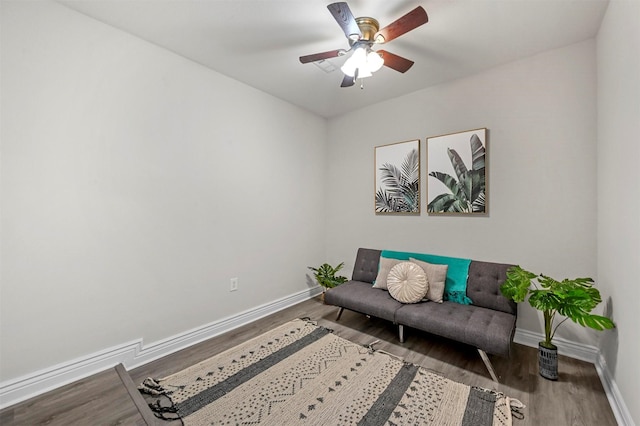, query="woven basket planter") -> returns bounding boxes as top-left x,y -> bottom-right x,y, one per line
538,342 -> 558,380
